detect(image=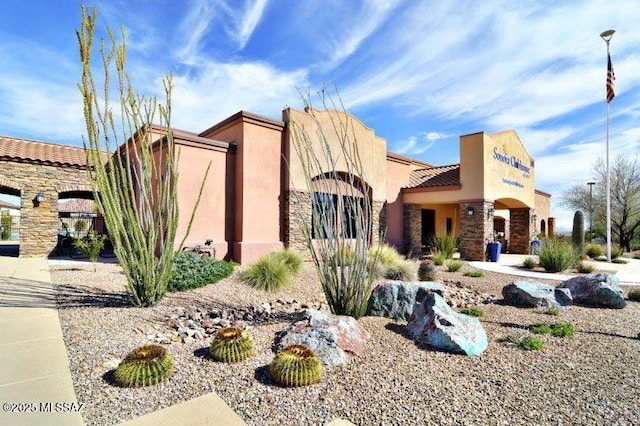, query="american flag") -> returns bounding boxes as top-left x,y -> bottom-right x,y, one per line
606,53 -> 615,103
